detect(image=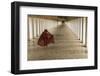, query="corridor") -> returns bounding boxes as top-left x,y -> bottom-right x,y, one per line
27,15 -> 88,60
